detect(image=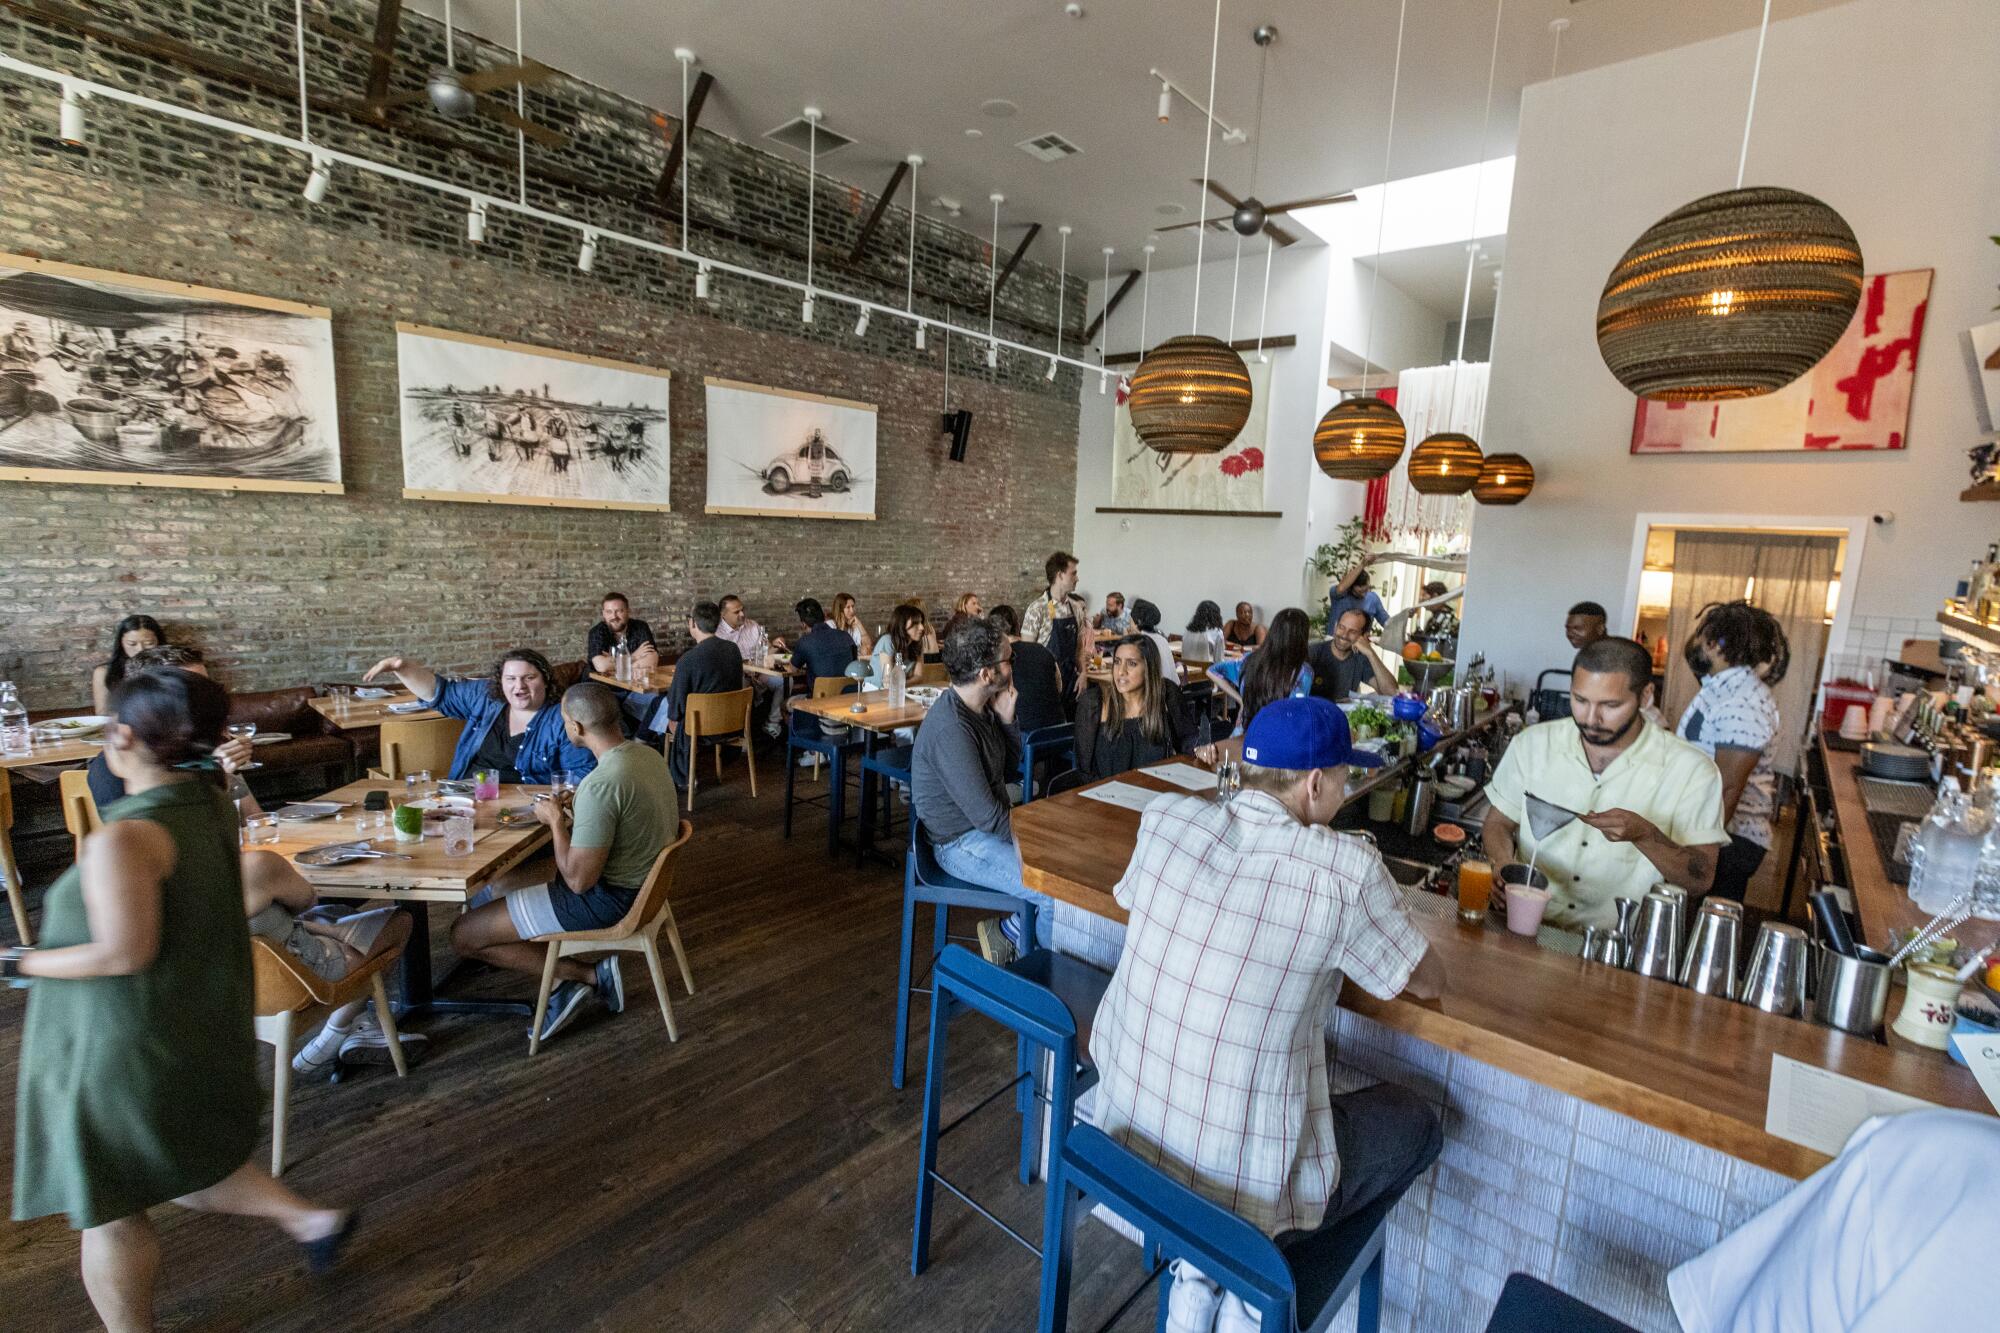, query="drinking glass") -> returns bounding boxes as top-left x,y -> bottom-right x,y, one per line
473,767 -> 501,801
225,721 -> 262,770
329,684 -> 350,716
404,770 -> 433,801
244,814 -> 279,846
443,812 -> 475,857
1457,859 -> 1494,922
